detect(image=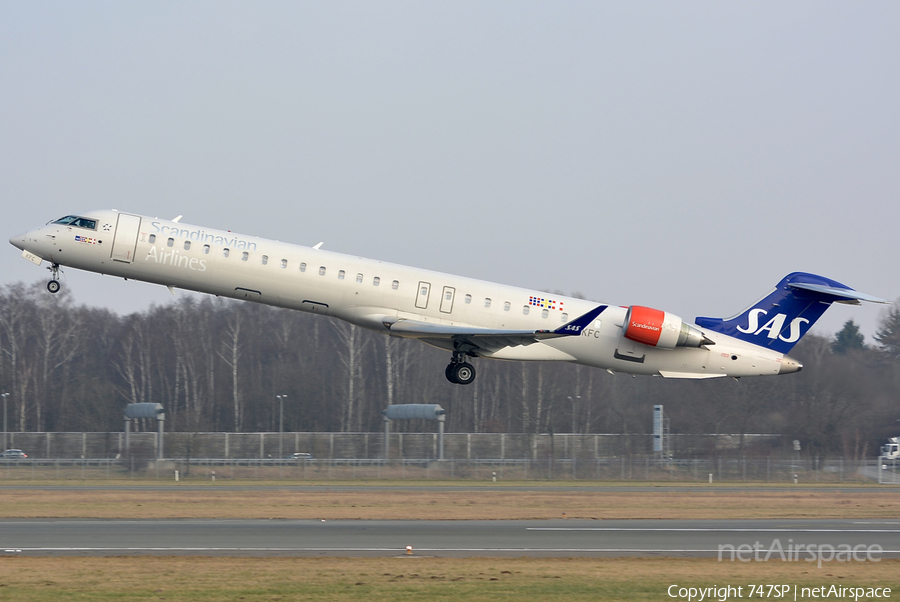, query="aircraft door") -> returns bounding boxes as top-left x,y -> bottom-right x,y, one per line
415,281 -> 431,309
110,213 -> 142,263
440,286 -> 455,314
